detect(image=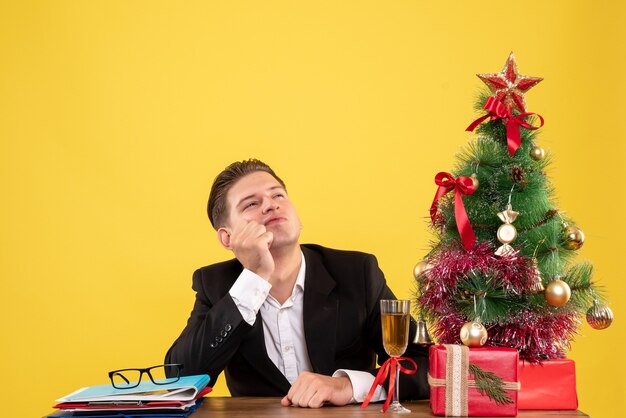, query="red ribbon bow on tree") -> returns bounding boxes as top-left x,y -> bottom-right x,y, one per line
466,96 -> 544,156
430,172 -> 476,250
360,357 -> 417,412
